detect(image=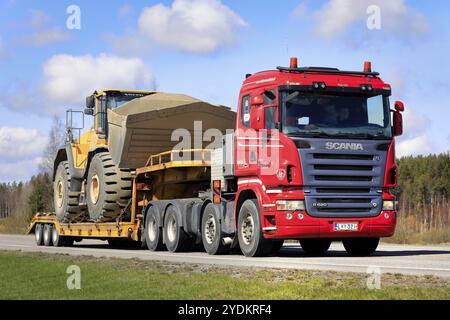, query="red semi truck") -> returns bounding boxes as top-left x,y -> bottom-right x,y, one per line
29,57 -> 404,257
